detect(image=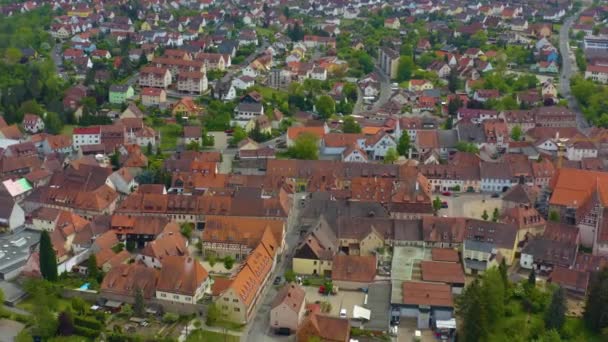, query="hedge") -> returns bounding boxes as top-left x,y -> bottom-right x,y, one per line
74,315 -> 102,331
74,325 -> 100,338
